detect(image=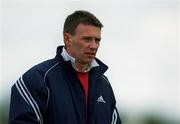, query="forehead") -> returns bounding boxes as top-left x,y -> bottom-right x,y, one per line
74,24 -> 101,37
